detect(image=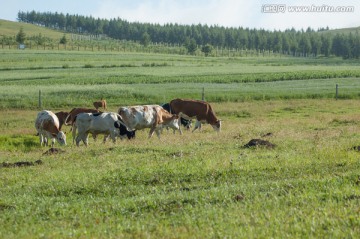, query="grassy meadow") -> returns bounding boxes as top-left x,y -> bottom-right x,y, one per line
1,49 -> 360,238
